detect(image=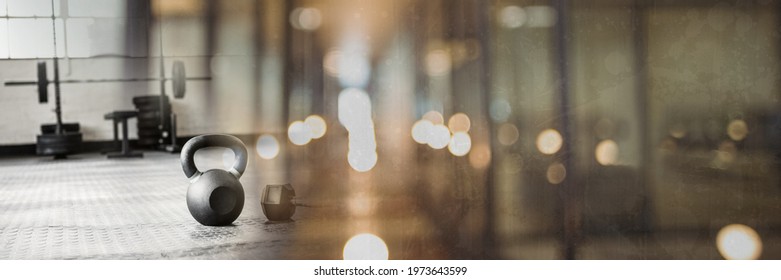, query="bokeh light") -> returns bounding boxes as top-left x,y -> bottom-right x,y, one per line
422,111 -> 445,125
669,123 -> 687,139
348,150 -> 378,172
448,132 -> 472,156
255,134 -> 280,160
595,139 -> 619,166
497,123 -> 519,146
427,124 -> 451,149
524,5 -> 557,28
425,49 -> 452,76
290,7 -> 322,31
288,121 -> 312,146
727,119 -> 748,141
448,113 -> 471,133
717,224 -> 762,260
338,53 -> 371,88
499,5 -> 526,29
305,115 -> 327,139
546,162 -> 566,184
469,143 -> 492,169
490,99 -> 512,122
338,88 -> 372,130
348,127 -> 377,152
343,233 -> 389,260
323,50 -> 342,77
411,119 -> 434,144
536,129 -> 563,155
